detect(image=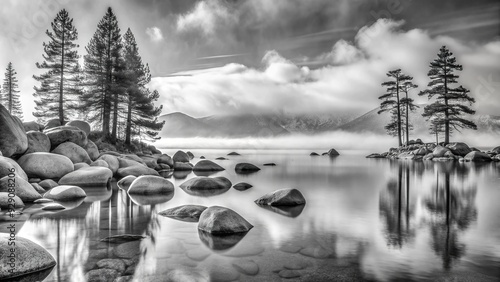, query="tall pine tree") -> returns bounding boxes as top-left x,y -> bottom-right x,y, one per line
379,69 -> 414,147
400,78 -> 418,144
33,9 -> 81,124
81,7 -> 123,140
122,28 -> 164,145
1,62 -> 23,120
419,46 -> 477,144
